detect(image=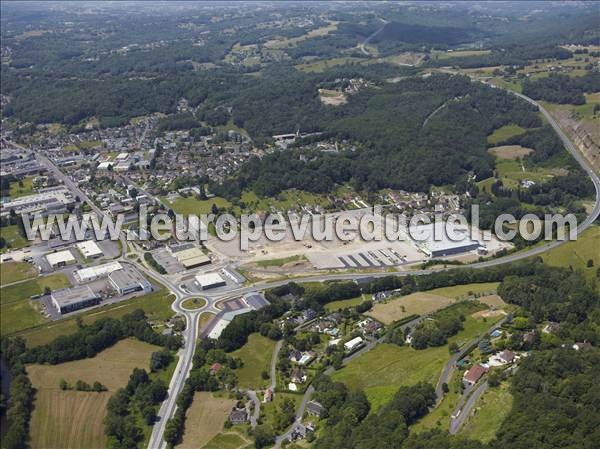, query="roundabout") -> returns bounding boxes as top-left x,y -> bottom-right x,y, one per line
181,297 -> 207,311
